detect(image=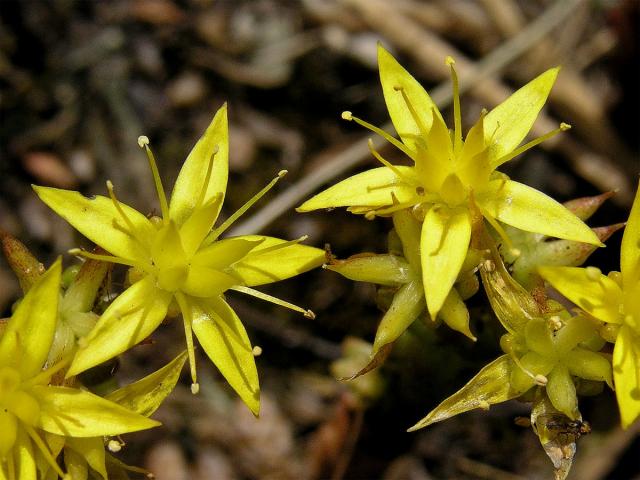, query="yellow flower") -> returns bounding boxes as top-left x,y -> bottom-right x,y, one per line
0,260 -> 158,480
539,181 -> 640,428
34,105 -> 324,415
298,45 -> 600,320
